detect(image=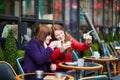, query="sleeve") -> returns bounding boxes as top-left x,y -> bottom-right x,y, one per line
50,48 -> 63,61
71,38 -> 91,51
26,42 -> 53,65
